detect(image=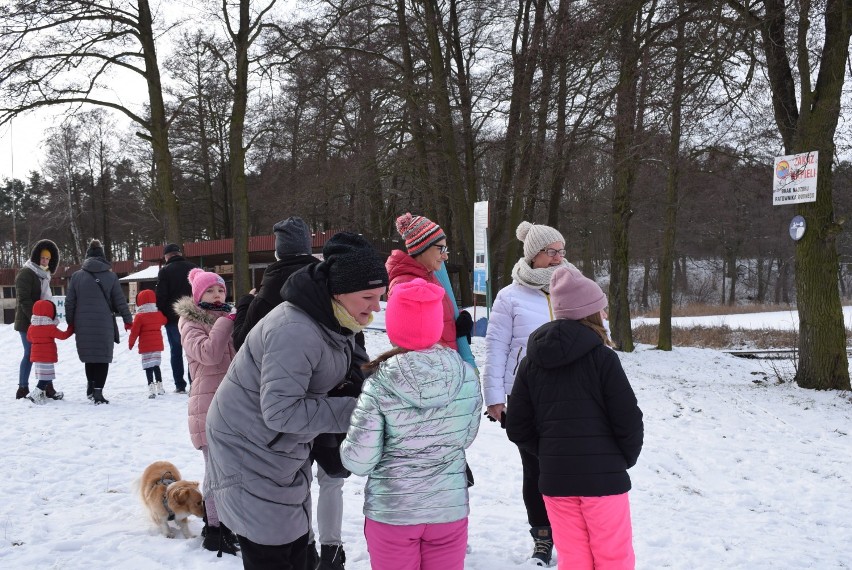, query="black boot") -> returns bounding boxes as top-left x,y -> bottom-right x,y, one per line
202,525 -> 238,557
529,526 -> 553,567
306,541 -> 319,570
15,386 -> 29,400
319,544 -> 346,570
91,388 -> 109,405
86,379 -> 94,401
45,381 -> 64,400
